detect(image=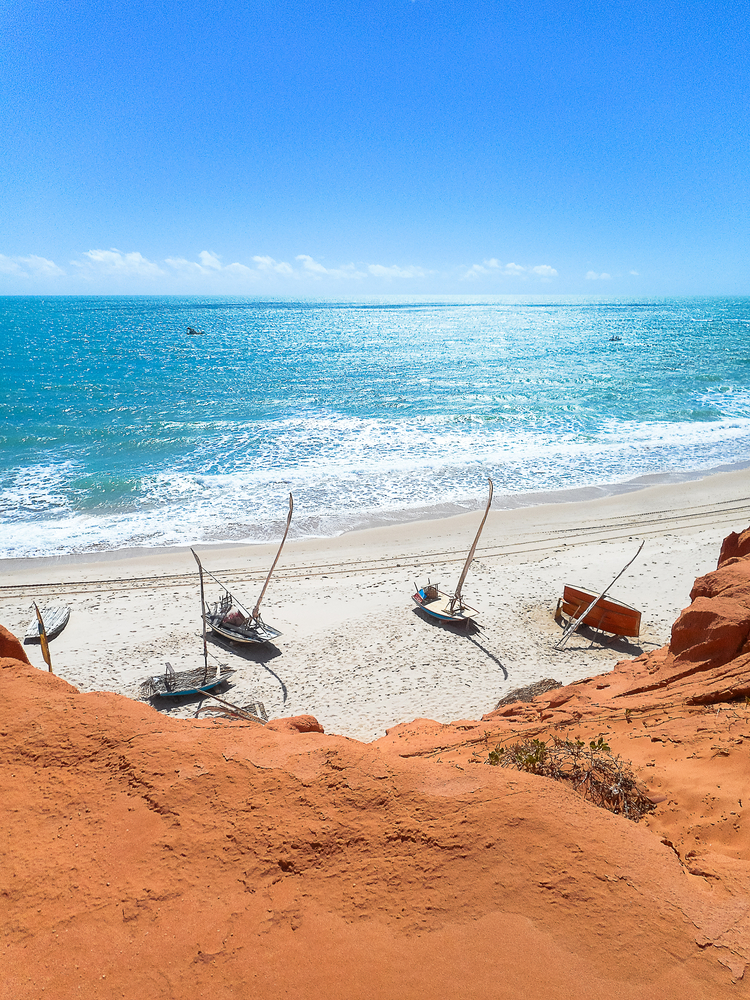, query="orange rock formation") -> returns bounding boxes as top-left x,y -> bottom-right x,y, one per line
2,530 -> 750,998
